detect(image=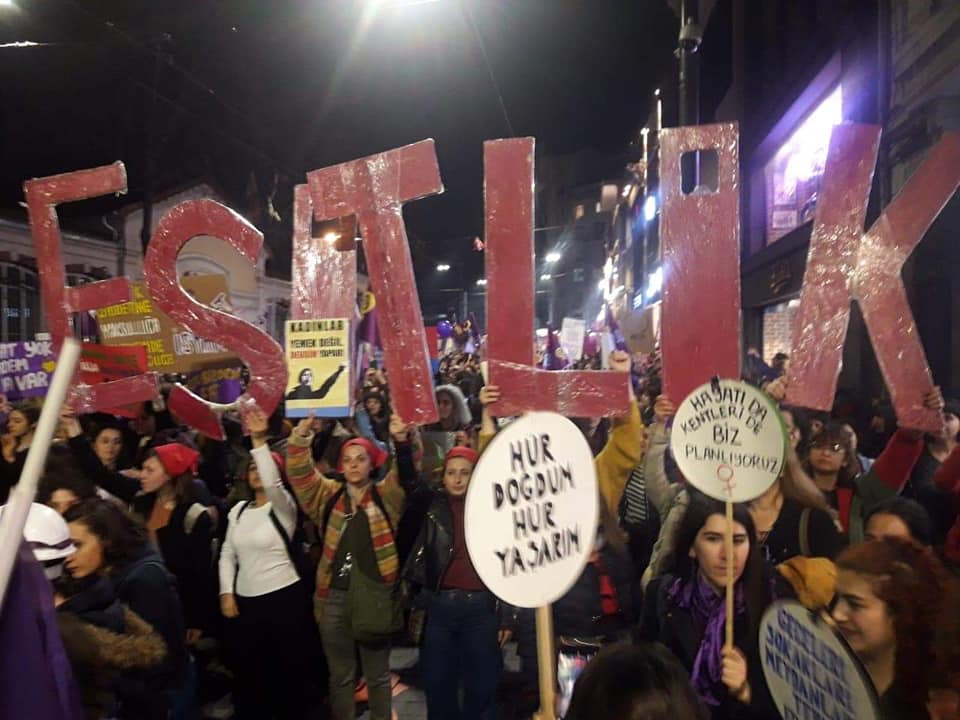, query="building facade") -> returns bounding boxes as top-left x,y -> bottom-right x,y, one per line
621,0 -> 960,405
0,182 -> 292,346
